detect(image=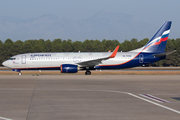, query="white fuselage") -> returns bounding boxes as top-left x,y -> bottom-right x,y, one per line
3,52 -> 139,69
